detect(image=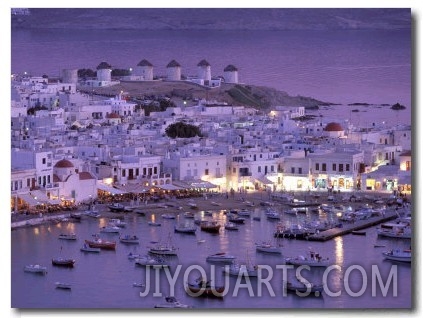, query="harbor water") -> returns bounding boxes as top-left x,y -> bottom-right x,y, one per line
11,202 -> 411,309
